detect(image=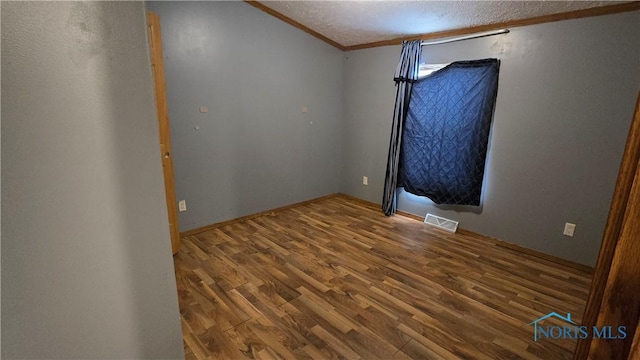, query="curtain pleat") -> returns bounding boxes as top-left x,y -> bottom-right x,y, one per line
382,40 -> 422,216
